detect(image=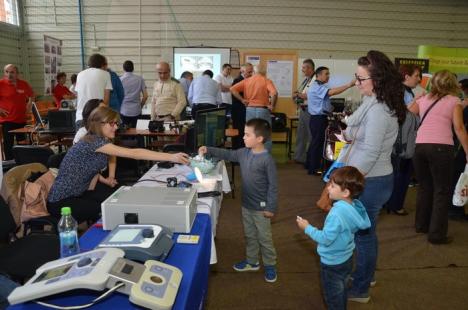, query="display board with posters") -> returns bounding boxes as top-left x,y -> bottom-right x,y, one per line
43,35 -> 62,95
267,60 -> 293,97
